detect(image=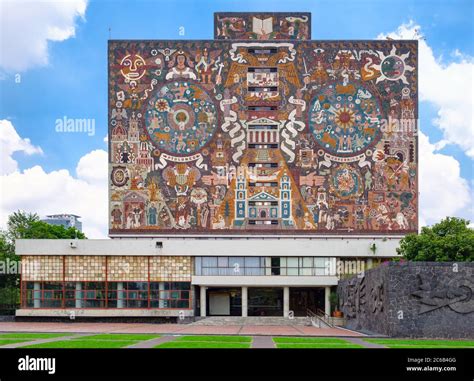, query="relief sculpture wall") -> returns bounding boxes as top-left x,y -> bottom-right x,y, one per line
338,262 -> 474,338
